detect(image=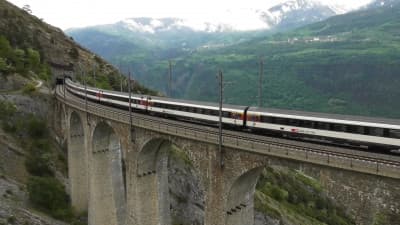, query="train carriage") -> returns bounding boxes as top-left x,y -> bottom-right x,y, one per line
247,107 -> 400,149
64,77 -> 400,152
147,95 -> 248,127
